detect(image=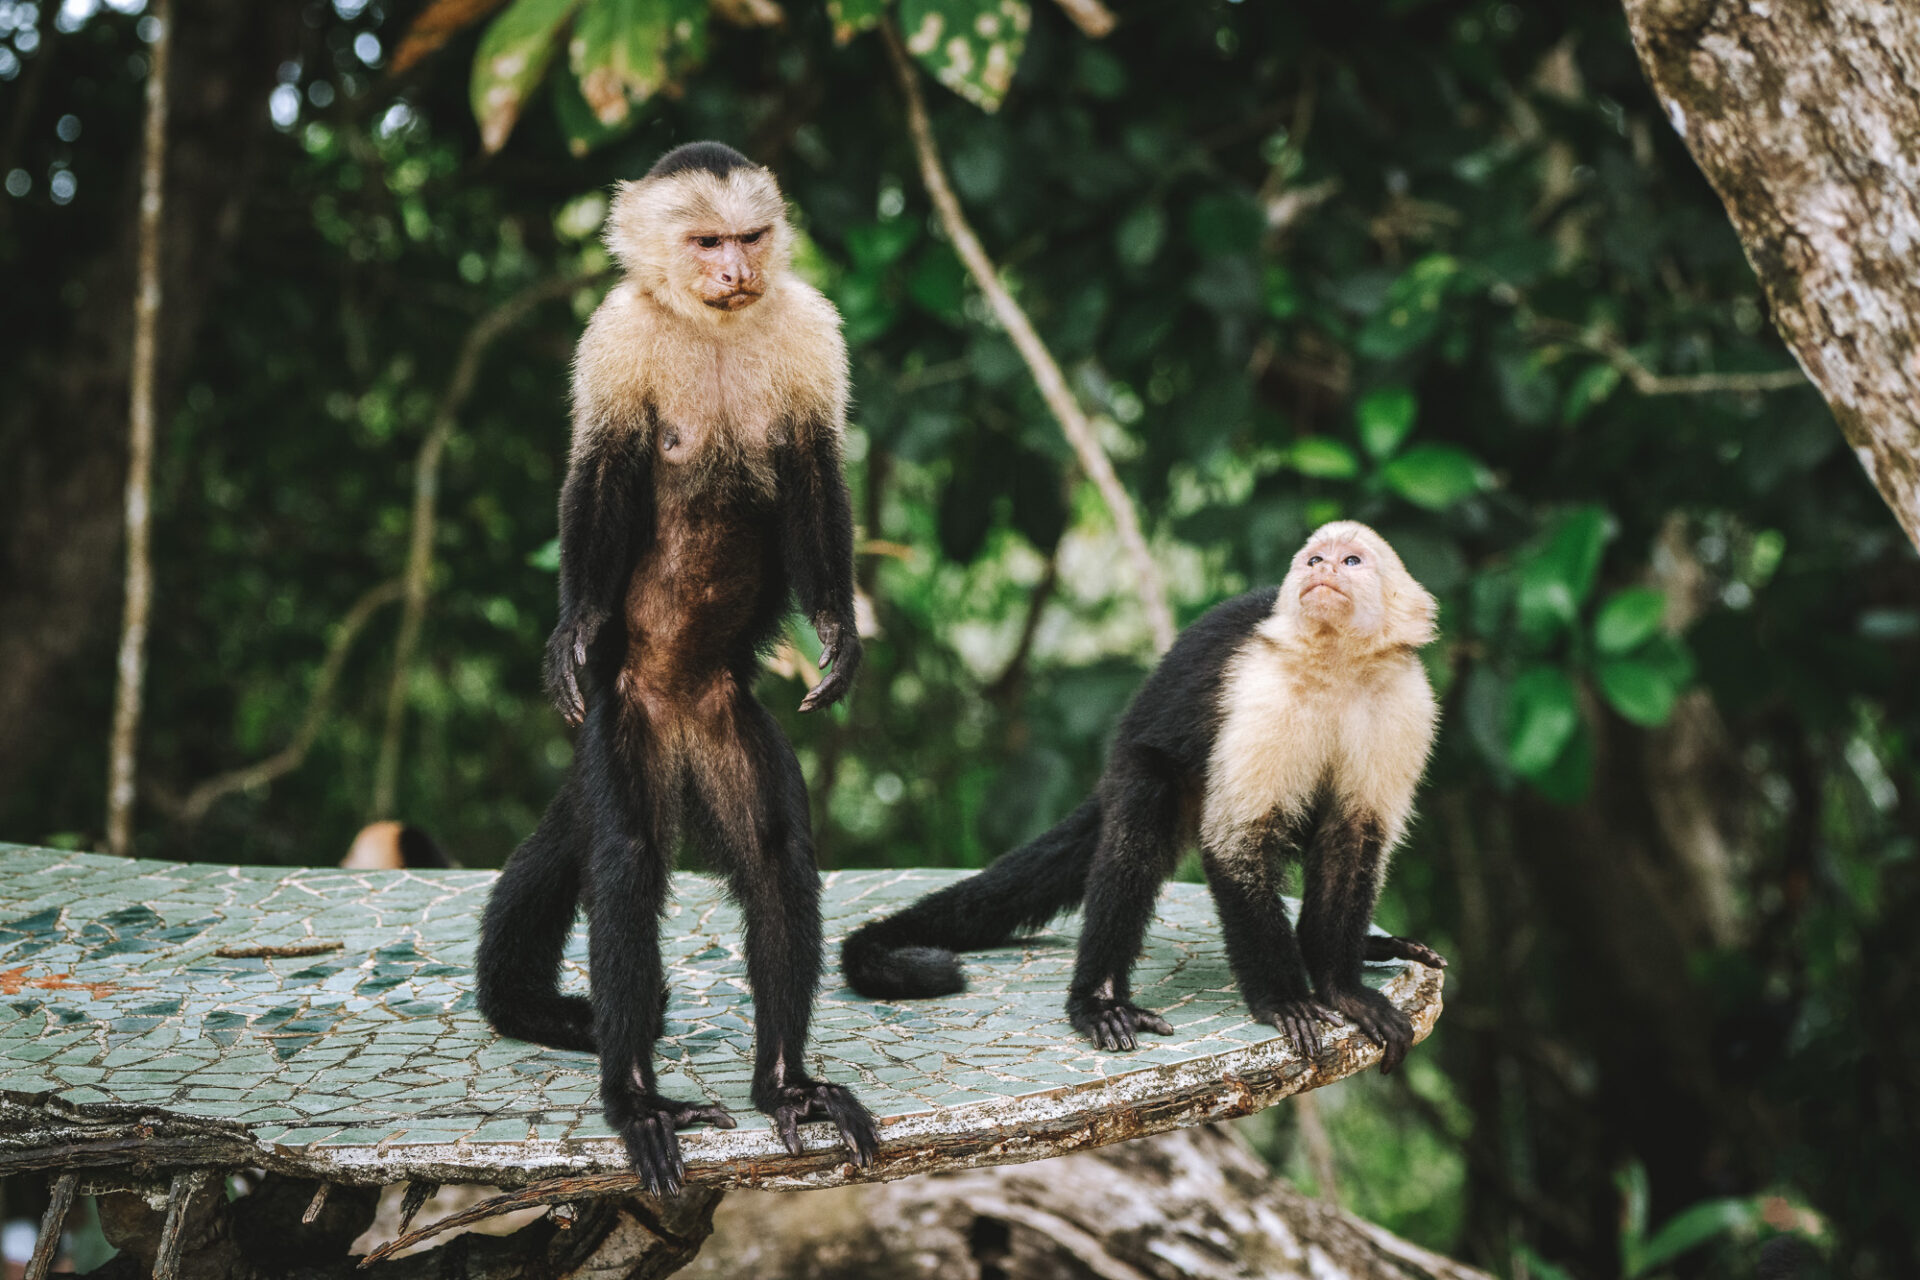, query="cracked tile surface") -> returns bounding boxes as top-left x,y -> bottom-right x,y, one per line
0,846 -> 1442,1189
